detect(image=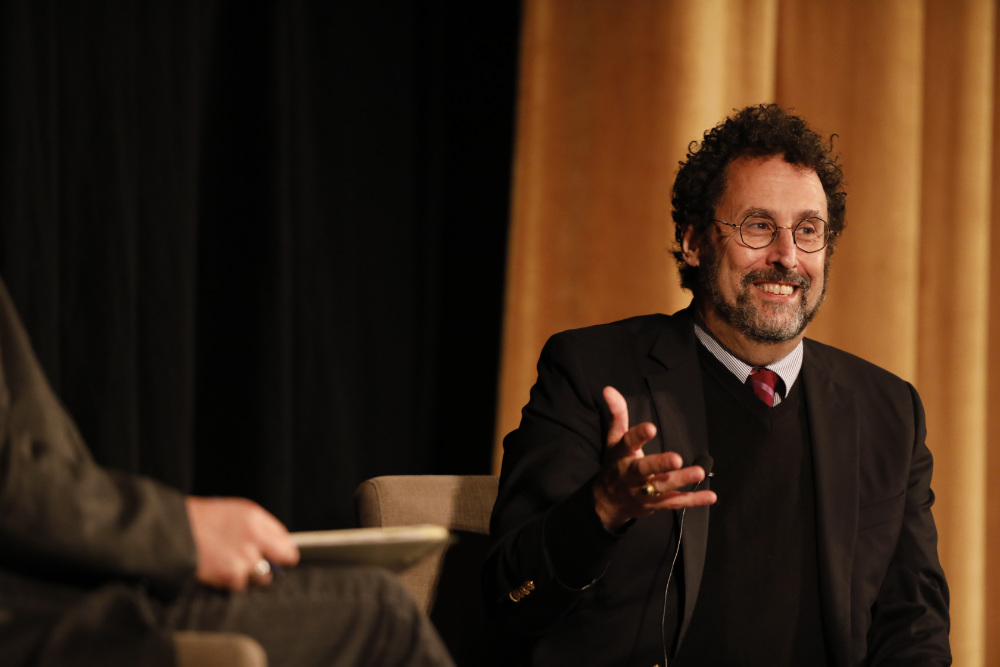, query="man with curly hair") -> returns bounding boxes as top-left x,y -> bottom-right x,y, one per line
484,104 -> 951,665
